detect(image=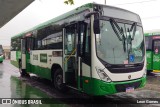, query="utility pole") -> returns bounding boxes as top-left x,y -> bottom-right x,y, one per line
105,0 -> 106,4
